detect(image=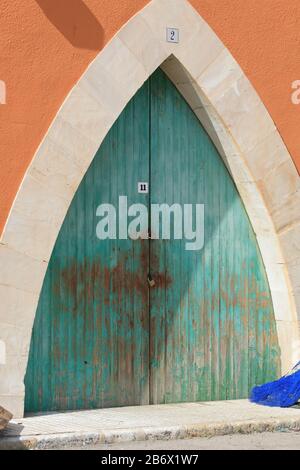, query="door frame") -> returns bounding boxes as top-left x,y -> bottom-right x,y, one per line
1,0 -> 299,417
